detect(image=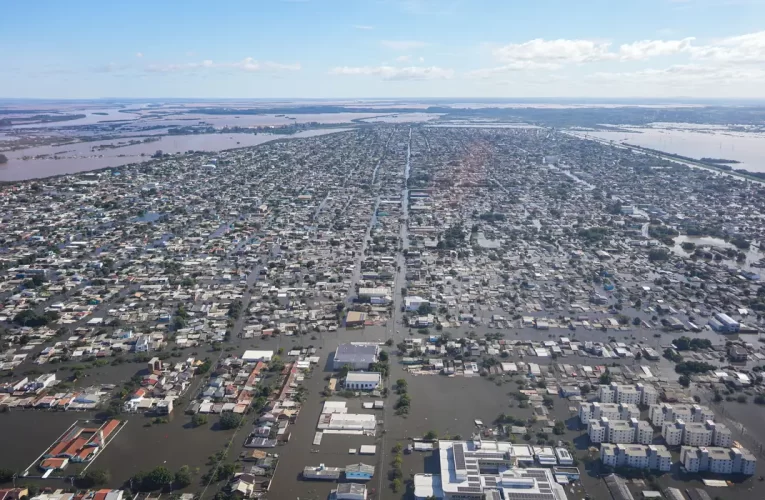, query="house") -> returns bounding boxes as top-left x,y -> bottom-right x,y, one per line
345,372 -> 382,391
331,483 -> 367,500
345,311 -> 367,328
333,344 -> 379,370
728,345 -> 748,362
345,463 -> 375,481
134,336 -> 151,353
